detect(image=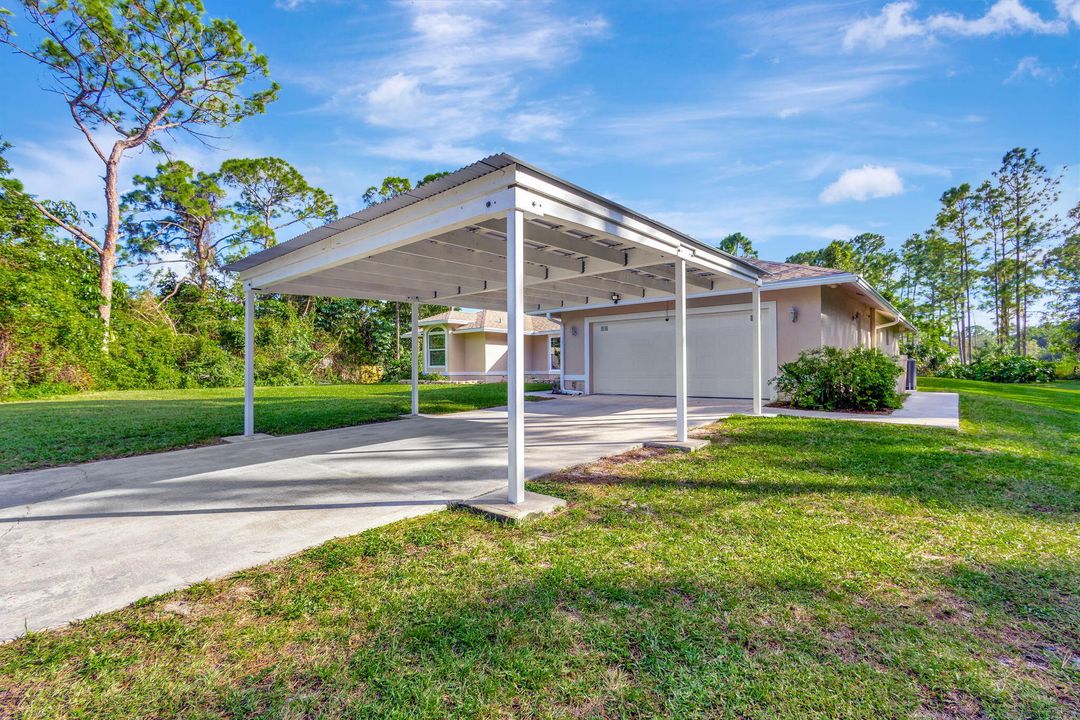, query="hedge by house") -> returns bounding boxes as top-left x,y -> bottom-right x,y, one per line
773,346 -> 903,412
936,354 -> 1056,384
